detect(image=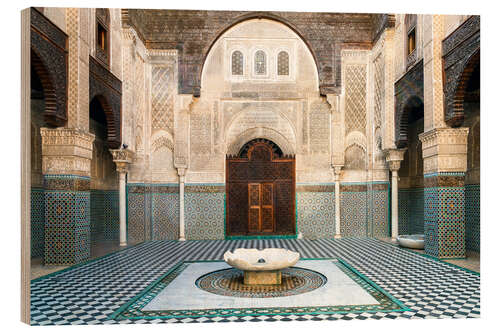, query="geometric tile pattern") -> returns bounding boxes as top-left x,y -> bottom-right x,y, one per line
111,260 -> 404,319
185,192 -> 225,240
340,191 -> 367,237
296,191 -> 335,239
424,174 -> 466,258
44,176 -> 91,265
399,188 -> 424,235
90,190 -> 119,243
398,190 -> 410,235
127,191 -> 148,245
465,184 -> 480,252
30,238 -> 480,325
31,188 -> 45,258
152,193 -> 179,240
370,190 -> 389,238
